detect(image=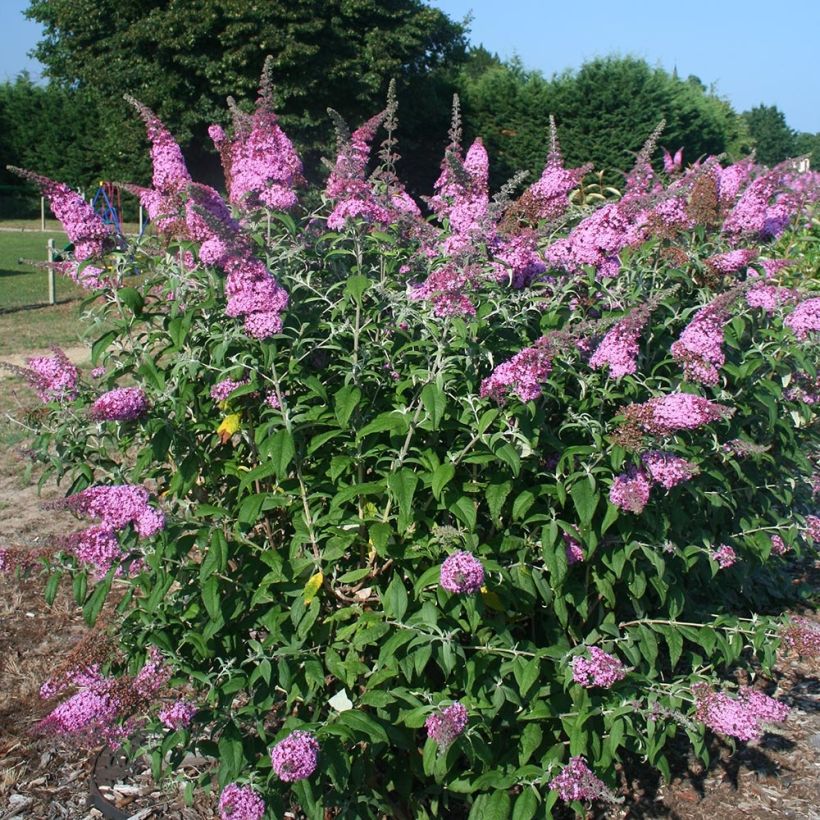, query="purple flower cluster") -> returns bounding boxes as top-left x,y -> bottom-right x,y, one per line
712,544 -> 737,569
270,730 -> 320,782
63,485 -> 165,537
770,535 -> 790,556
23,348 -> 80,402
571,647 -> 626,688
480,336 -> 557,402
89,387 -> 148,422
671,289 -> 742,385
38,649 -> 168,747
745,282 -> 797,313
545,202 -> 643,279
630,393 -> 734,436
129,98 -> 289,339
425,701 -> 468,747
409,262 -> 478,318
704,248 -> 757,276
609,467 -> 651,514
324,111 -> 401,231
563,531 -> 584,565
211,378 -> 249,402
218,783 -> 266,820
126,96 -> 191,194
64,525 -> 125,580
37,665 -> 121,742
588,307 -> 652,379
805,515 -> 820,544
491,230 -> 546,289
437,139 -> 494,256
723,171 -> 781,239
8,167 -> 111,288
211,74 -> 302,211
158,699 -> 197,730
694,684 -> 789,741
549,756 -> 613,804
640,451 -> 698,489
525,117 -> 591,221
440,551 -> 484,594
784,297 -> 820,340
